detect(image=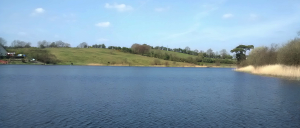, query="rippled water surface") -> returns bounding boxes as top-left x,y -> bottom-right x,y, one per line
0,65 -> 300,127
